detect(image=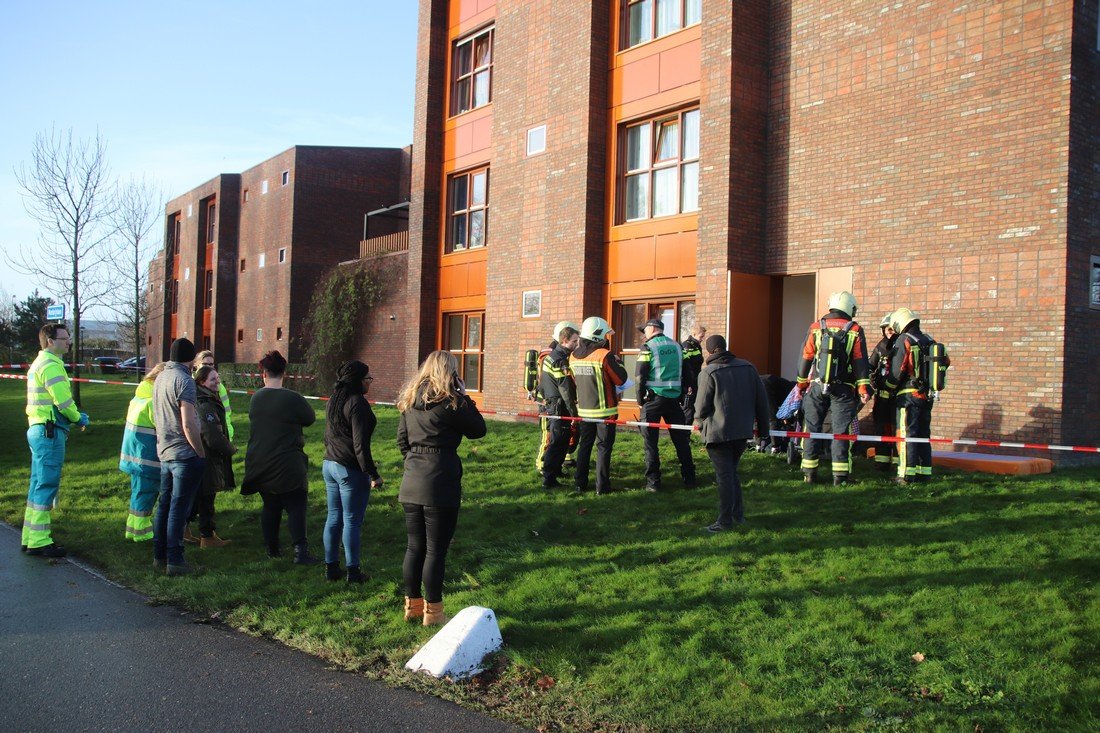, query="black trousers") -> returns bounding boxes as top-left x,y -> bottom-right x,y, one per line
800,383 -> 859,475
872,394 -> 897,465
639,395 -> 695,489
402,503 -> 460,603
188,492 -> 218,537
897,395 -> 933,478
574,421 -> 616,493
706,440 -> 748,526
260,488 -> 308,550
540,403 -> 573,483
